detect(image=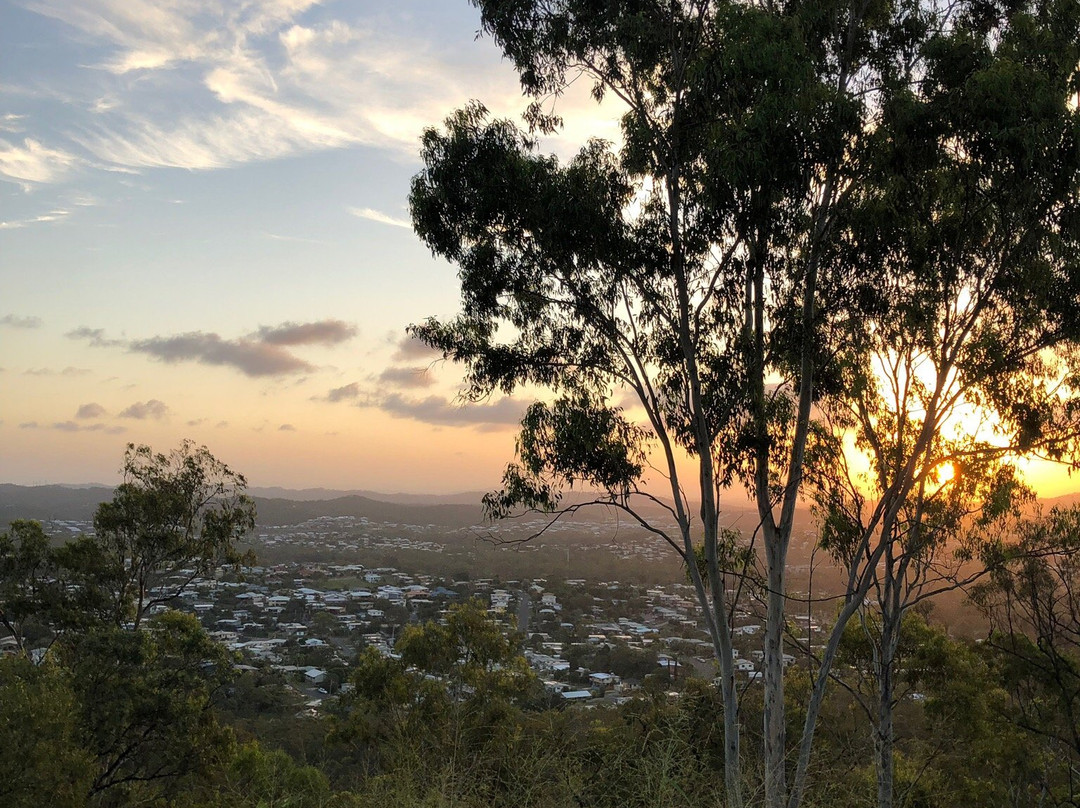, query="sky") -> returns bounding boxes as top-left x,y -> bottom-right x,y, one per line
0,0 -> 624,493
1,1 -> 1077,501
